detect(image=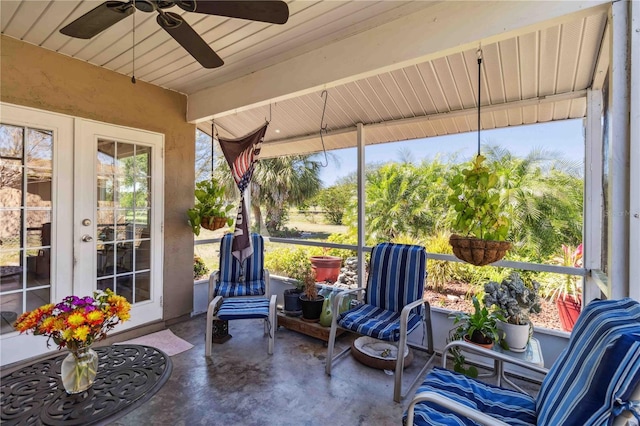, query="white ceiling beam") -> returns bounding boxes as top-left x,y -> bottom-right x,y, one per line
187,1 -> 609,123
265,90 -> 587,146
